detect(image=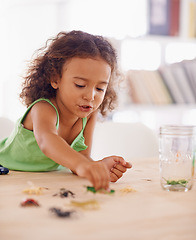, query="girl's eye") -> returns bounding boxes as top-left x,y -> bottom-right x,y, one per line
75,84 -> 85,88
96,88 -> 104,92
